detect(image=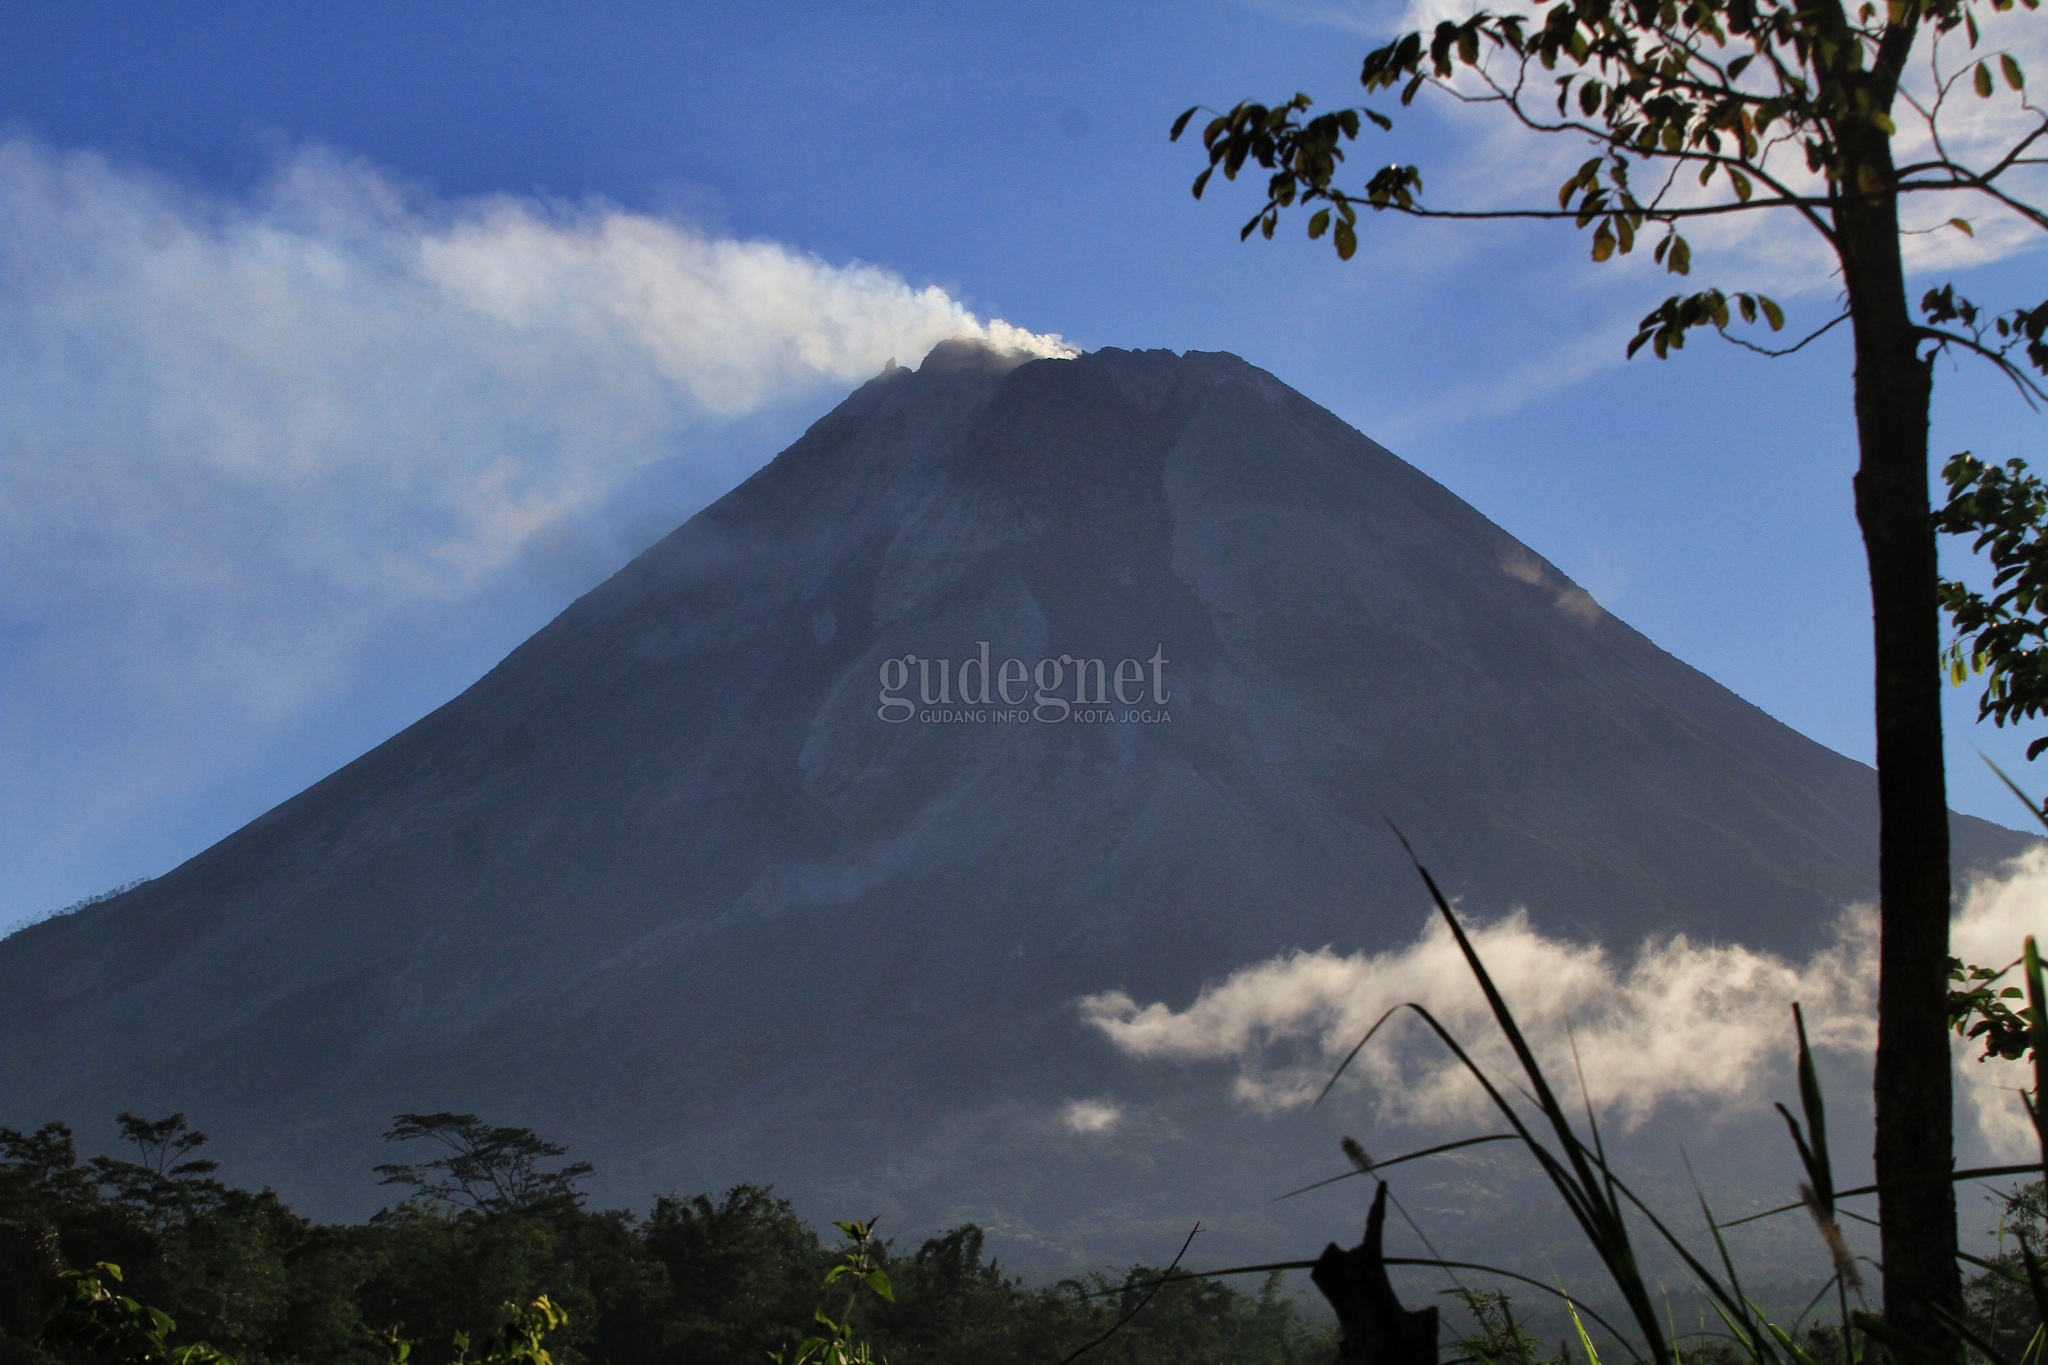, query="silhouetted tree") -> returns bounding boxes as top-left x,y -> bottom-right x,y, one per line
373,1115 -> 592,1215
